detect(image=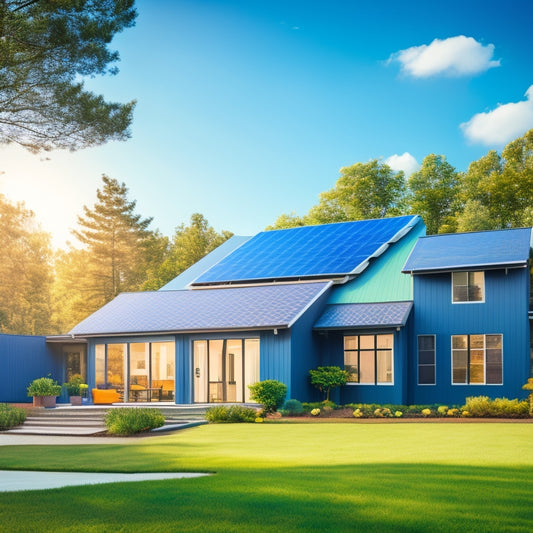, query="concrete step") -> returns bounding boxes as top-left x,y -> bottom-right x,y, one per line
6,425 -> 106,436
24,418 -> 104,427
